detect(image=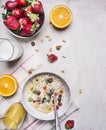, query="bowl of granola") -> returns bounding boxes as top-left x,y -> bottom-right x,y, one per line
2,0 -> 45,38
22,72 -> 71,120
